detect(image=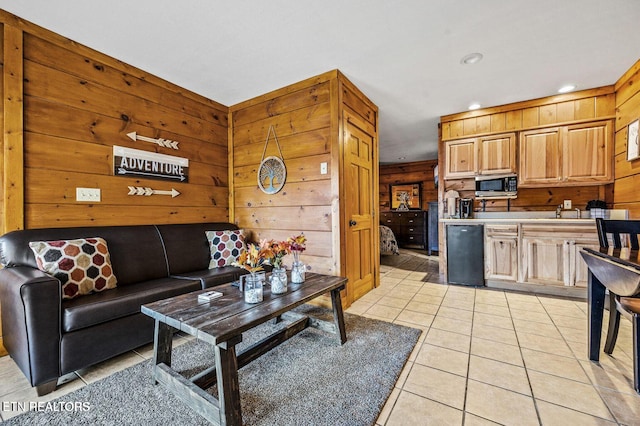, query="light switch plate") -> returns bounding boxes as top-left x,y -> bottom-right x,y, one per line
563,199 -> 572,210
320,162 -> 328,175
76,187 -> 101,202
